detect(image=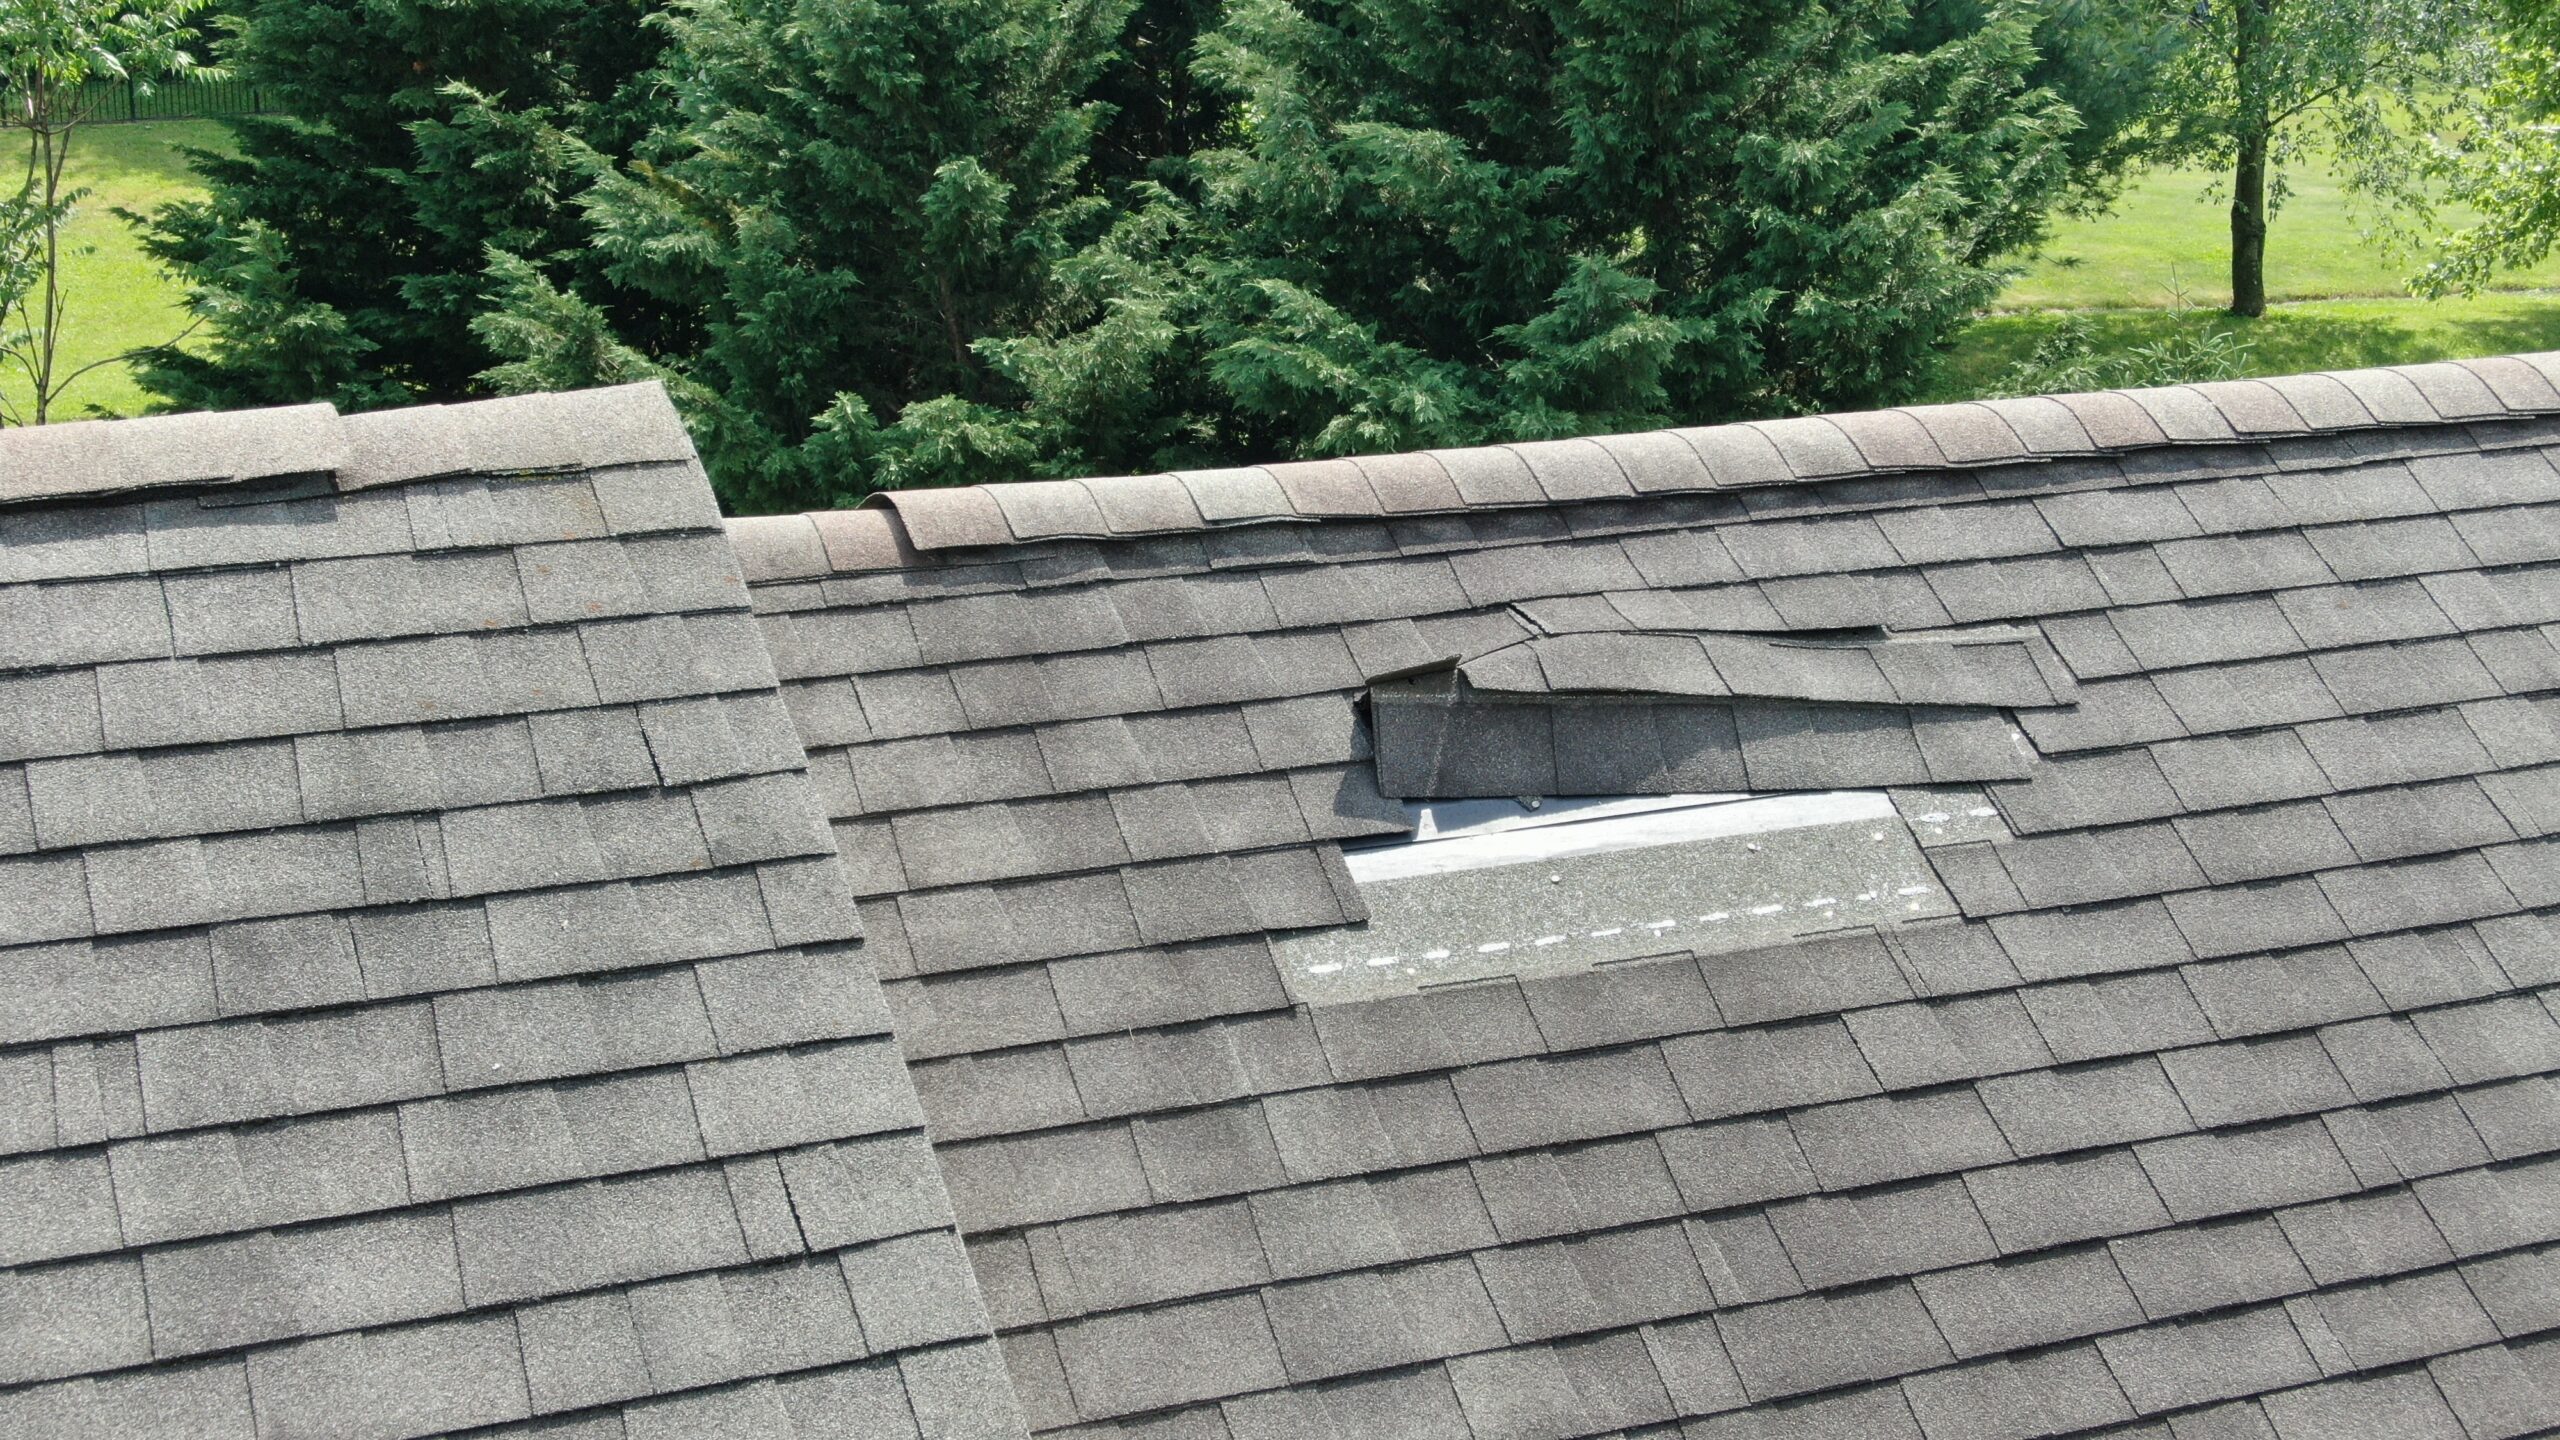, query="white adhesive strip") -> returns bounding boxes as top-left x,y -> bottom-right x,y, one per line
1346,789 -> 1900,883
1402,792 -> 1748,841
